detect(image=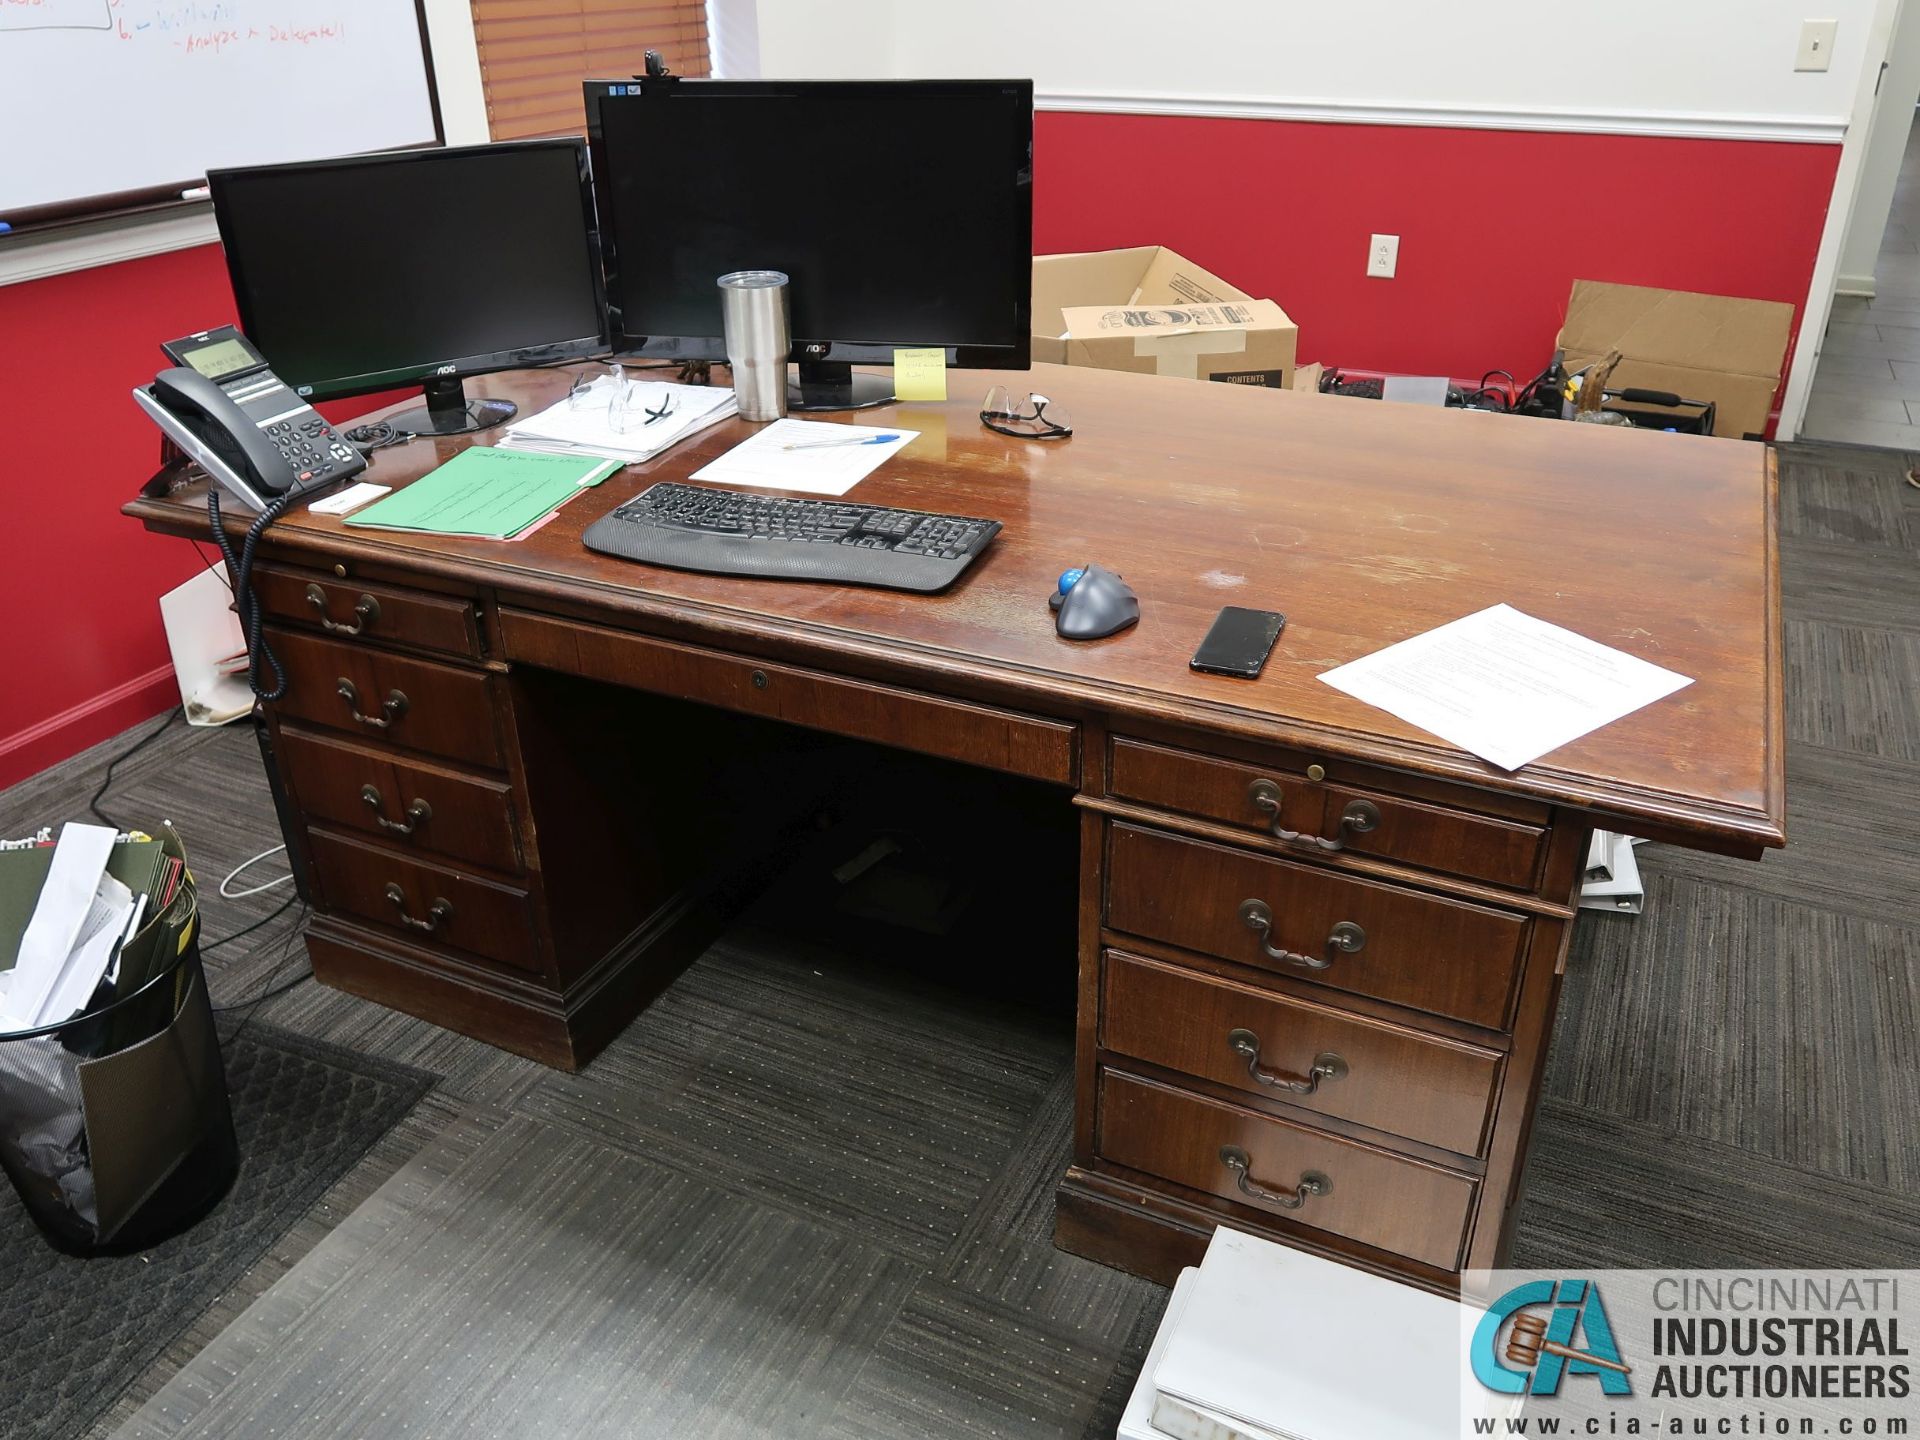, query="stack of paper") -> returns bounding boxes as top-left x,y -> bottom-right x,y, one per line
498,379 -> 738,465
0,824 -> 155,1031
1121,1228 -> 1518,1440
346,447 -> 622,541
